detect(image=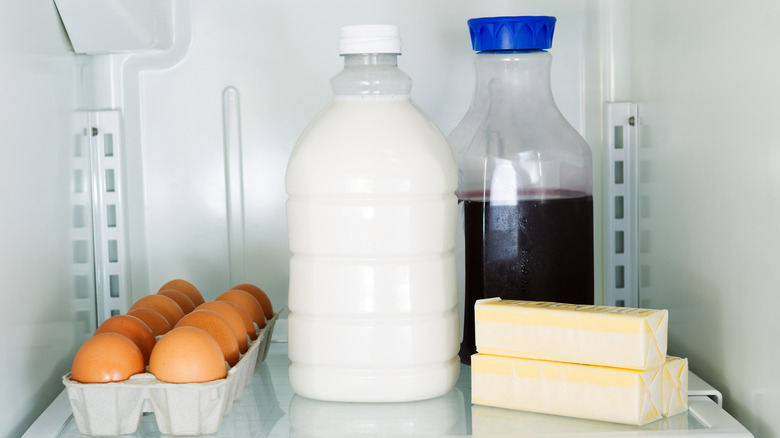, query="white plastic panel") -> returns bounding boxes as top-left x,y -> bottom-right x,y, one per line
0,1 -> 86,435
53,0 -> 173,54
613,1 -> 780,436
